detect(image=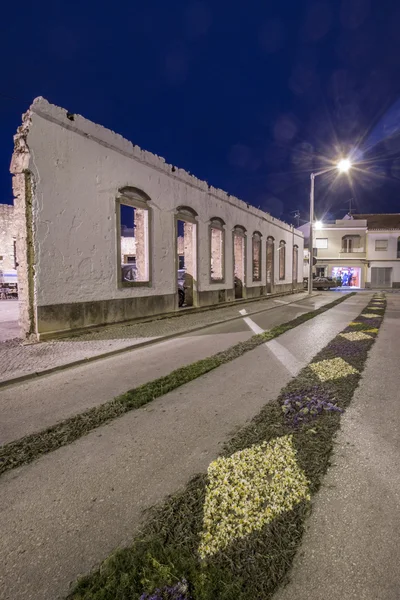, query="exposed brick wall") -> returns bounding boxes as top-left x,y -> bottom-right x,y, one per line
0,204 -> 16,272
183,222 -> 196,306
134,208 -> 148,281
234,234 -> 245,282
211,228 -> 223,280
177,235 -> 184,256
121,236 -> 136,259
